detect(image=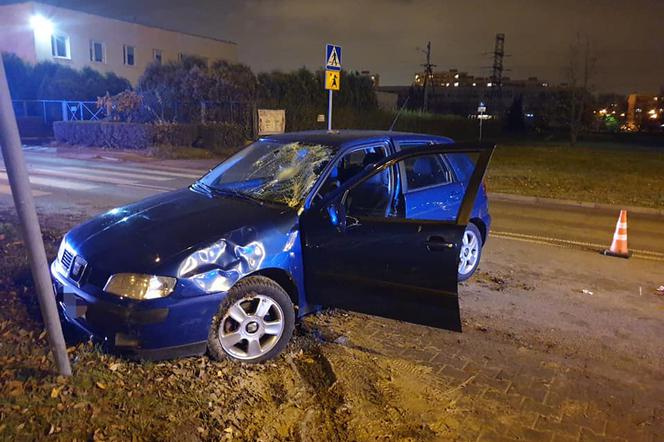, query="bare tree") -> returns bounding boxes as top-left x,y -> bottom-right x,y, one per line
564,34 -> 597,145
